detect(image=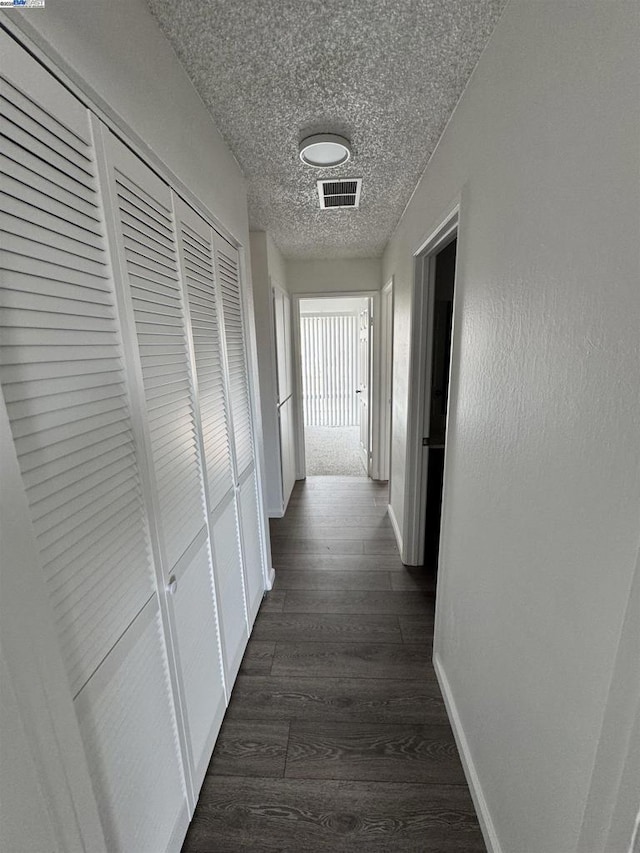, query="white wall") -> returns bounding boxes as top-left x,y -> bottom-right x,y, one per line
266,234 -> 288,296
287,257 -> 381,294
7,0 -> 248,243
300,297 -> 368,314
250,231 -> 289,515
382,3 -> 640,852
